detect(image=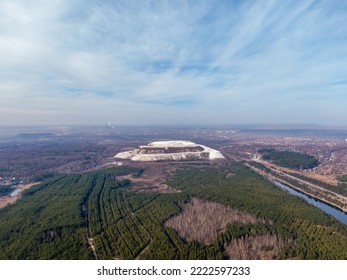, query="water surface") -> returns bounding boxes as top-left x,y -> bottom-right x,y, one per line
273,180 -> 347,225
